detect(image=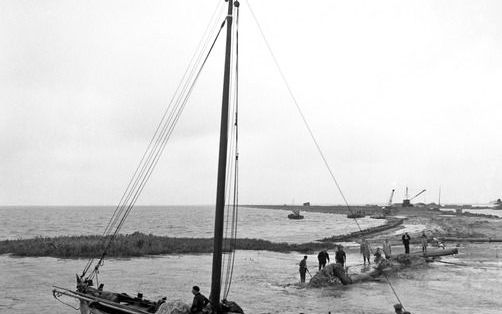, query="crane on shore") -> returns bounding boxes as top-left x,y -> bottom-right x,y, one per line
402,187 -> 426,207
386,189 -> 395,208
371,189 -> 396,218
